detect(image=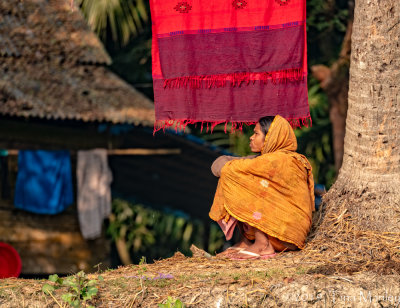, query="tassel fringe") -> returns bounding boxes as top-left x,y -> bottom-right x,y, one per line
163,68 -> 305,89
287,116 -> 312,129
153,115 -> 312,135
